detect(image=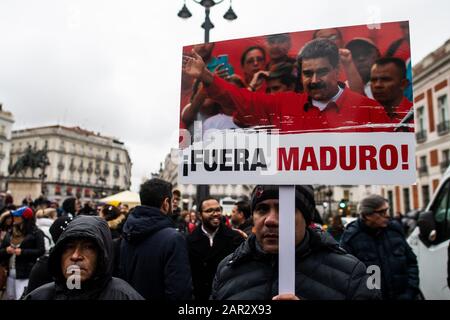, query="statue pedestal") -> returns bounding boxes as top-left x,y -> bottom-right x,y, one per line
7,179 -> 43,205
